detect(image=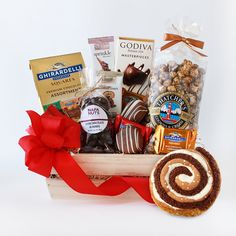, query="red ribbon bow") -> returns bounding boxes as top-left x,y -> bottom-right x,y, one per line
19,106 -> 154,203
